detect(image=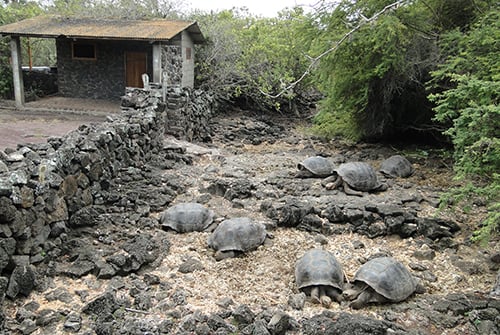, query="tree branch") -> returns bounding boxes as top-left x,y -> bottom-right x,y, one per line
260,0 -> 409,99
